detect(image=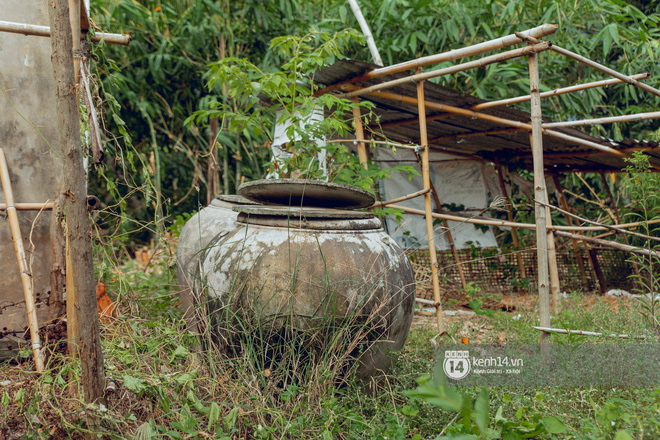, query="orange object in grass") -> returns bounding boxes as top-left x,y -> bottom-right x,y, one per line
96,282 -> 118,320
